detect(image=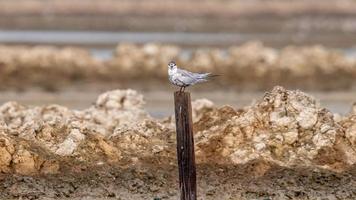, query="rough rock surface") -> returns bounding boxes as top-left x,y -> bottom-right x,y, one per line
194,86 -> 356,172
0,45 -> 104,90
0,87 -> 355,199
0,42 -> 355,90
0,89 -> 152,175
